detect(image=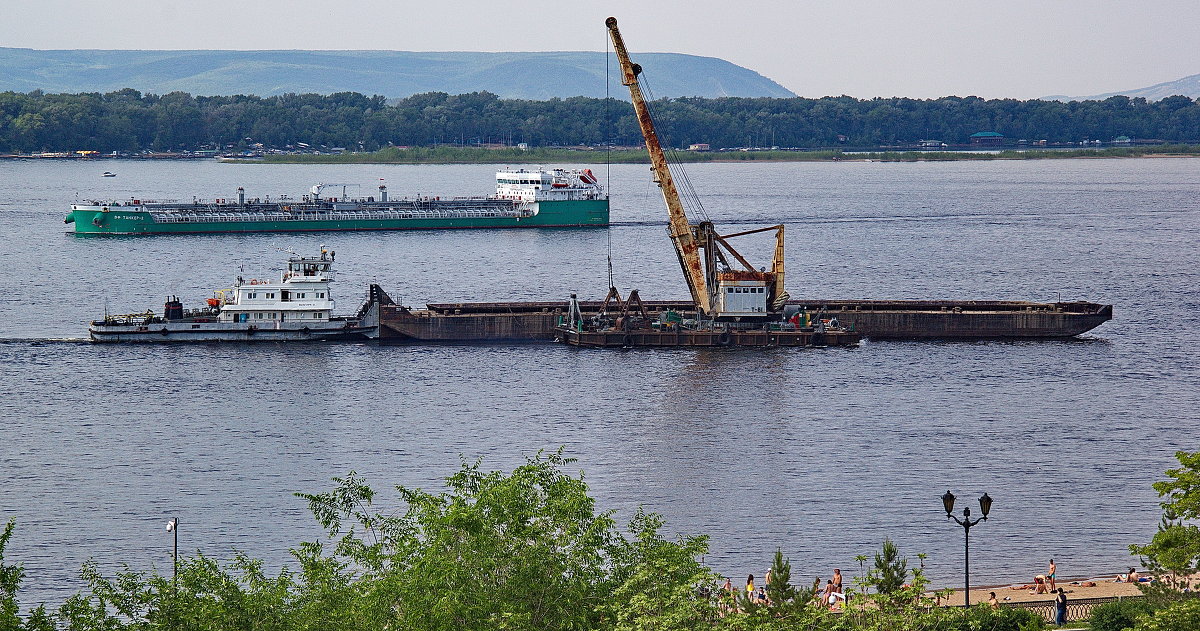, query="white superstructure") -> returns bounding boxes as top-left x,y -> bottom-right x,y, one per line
217,249 -> 337,324
494,168 -> 604,202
